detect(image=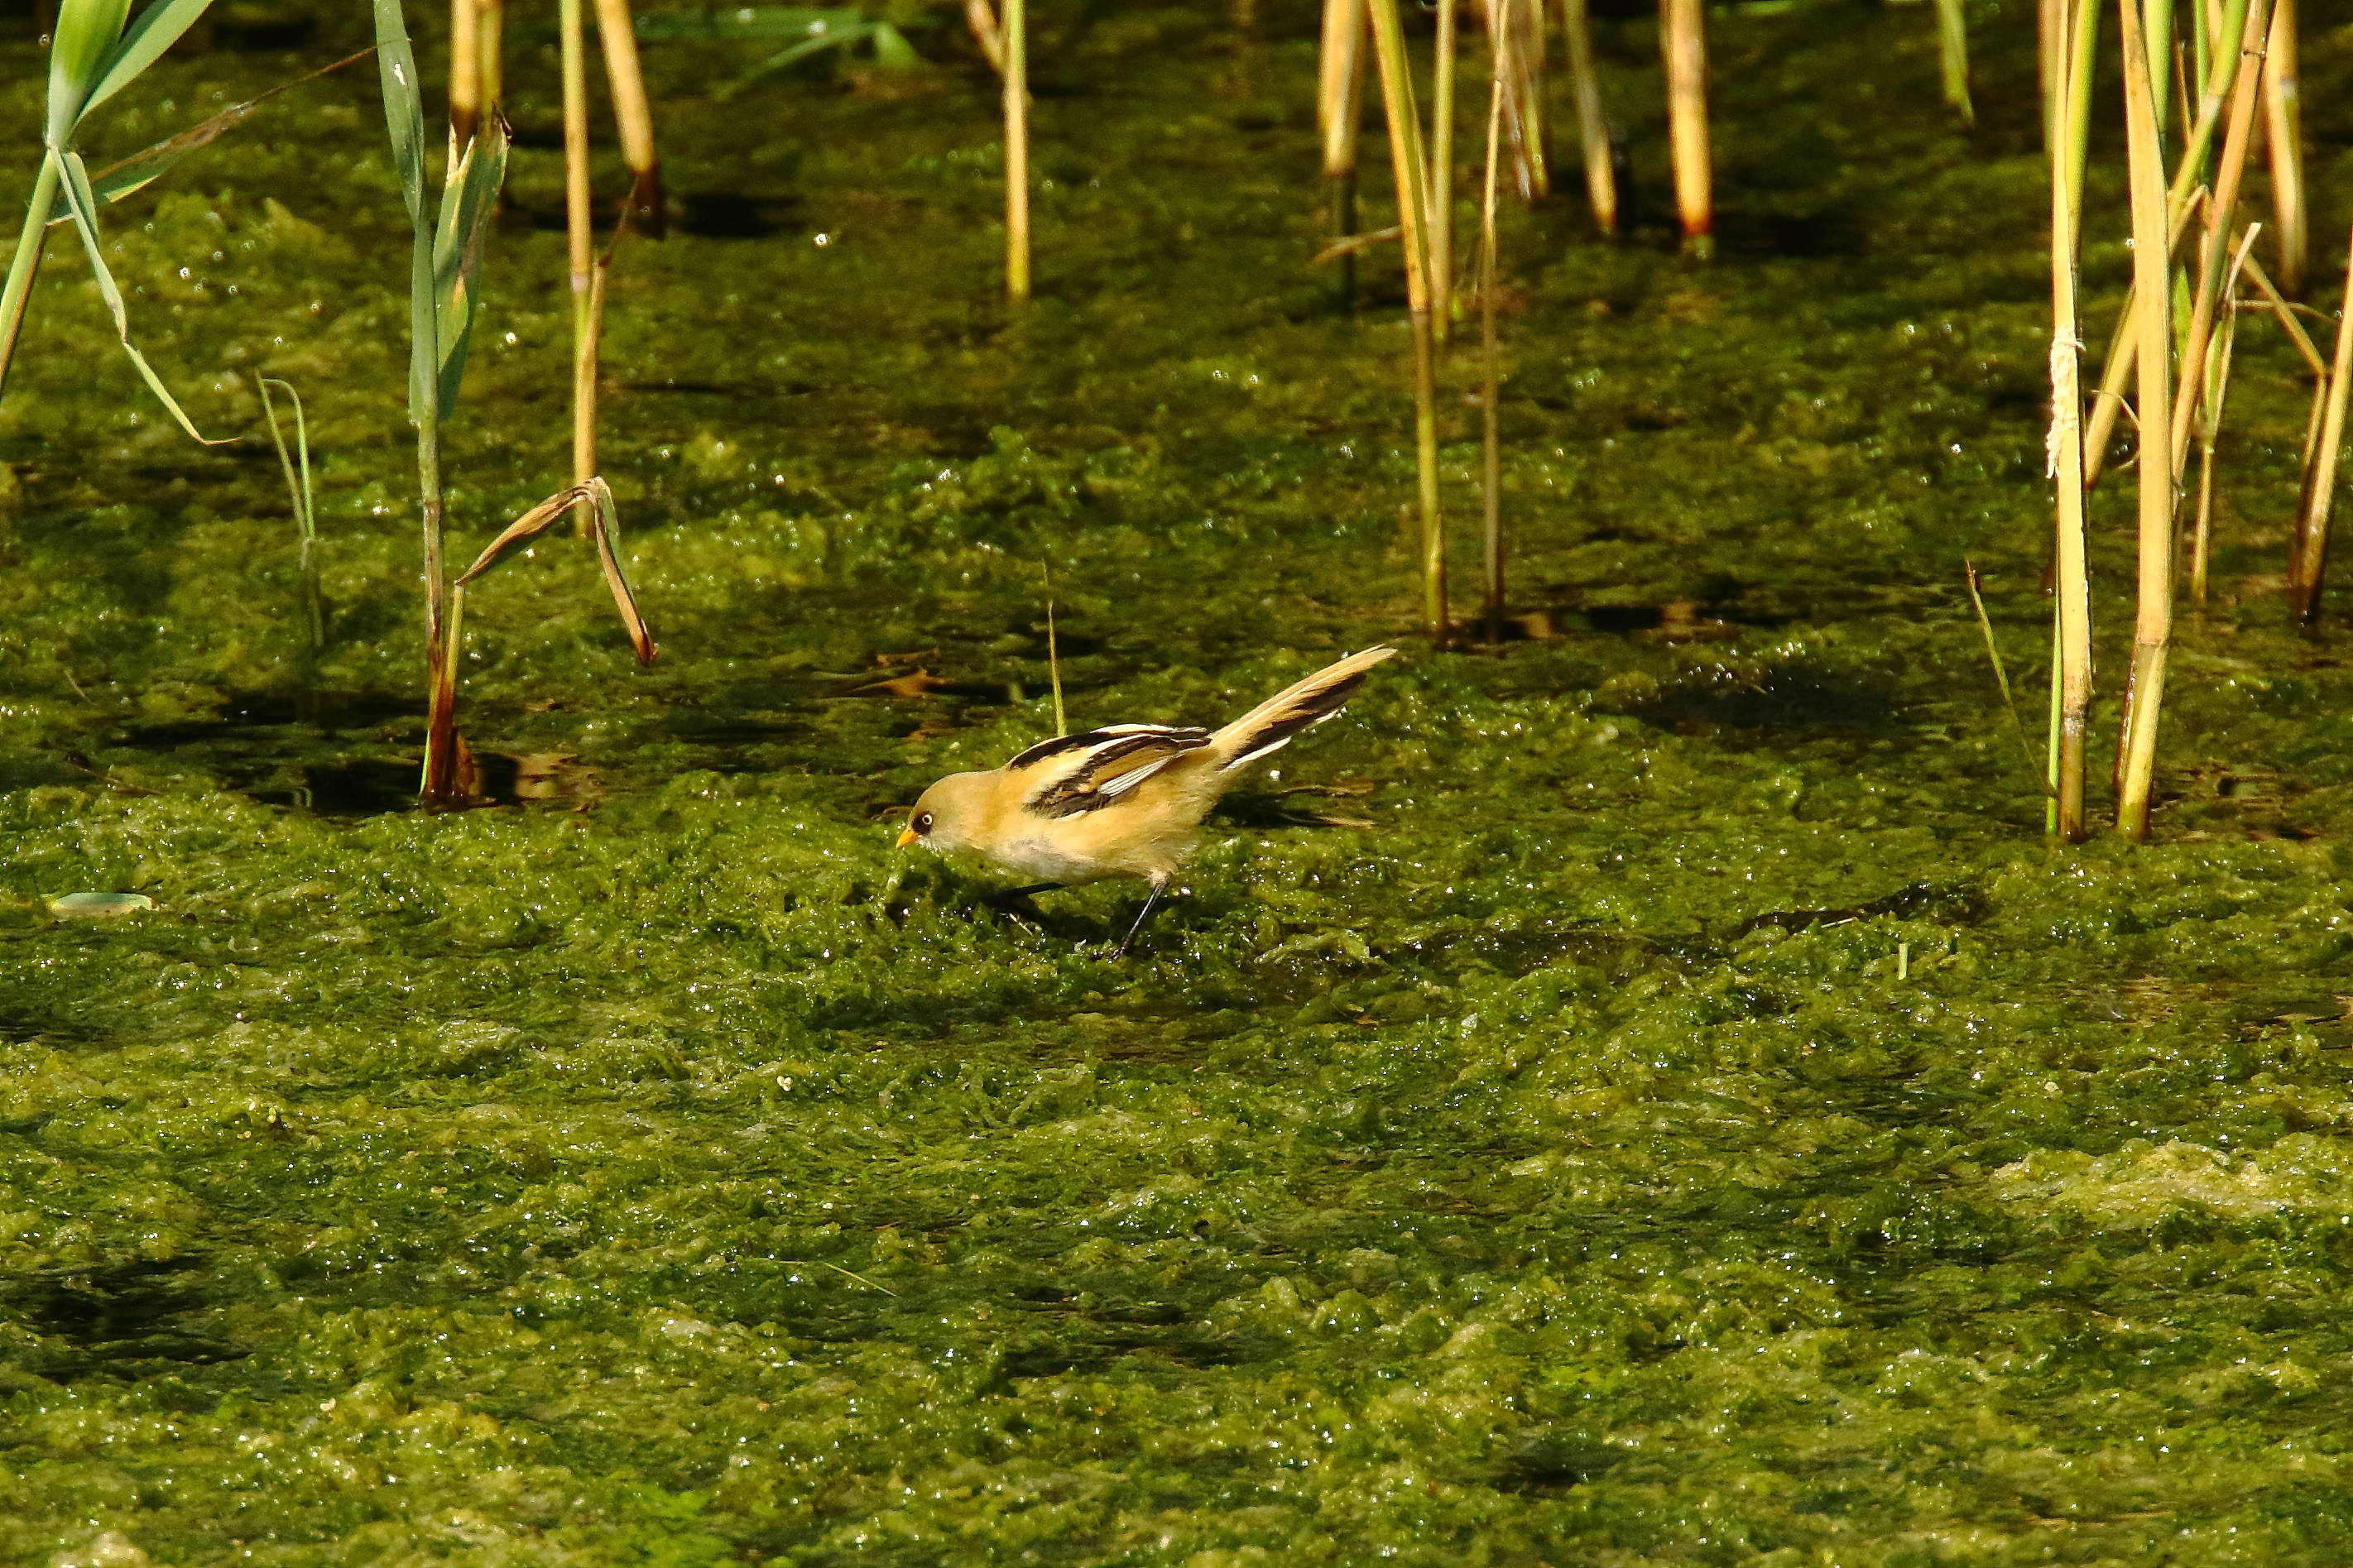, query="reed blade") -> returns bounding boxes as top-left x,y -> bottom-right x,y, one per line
2115,0 -> 2178,842
2263,0 -> 2305,293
